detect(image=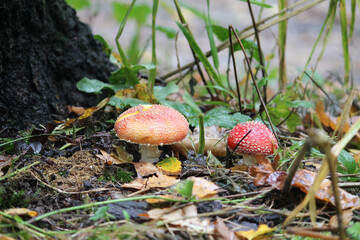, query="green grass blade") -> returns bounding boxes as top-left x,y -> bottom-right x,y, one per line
205,0 -> 220,72
278,0 -> 288,88
176,21 -> 222,87
148,0 -> 159,92
339,0 -> 351,87
115,0 -> 139,86
349,0 -> 356,39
